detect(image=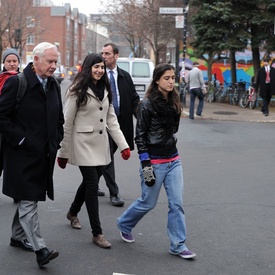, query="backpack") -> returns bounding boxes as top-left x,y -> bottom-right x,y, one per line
15,73 -> 27,113
0,71 -> 27,111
